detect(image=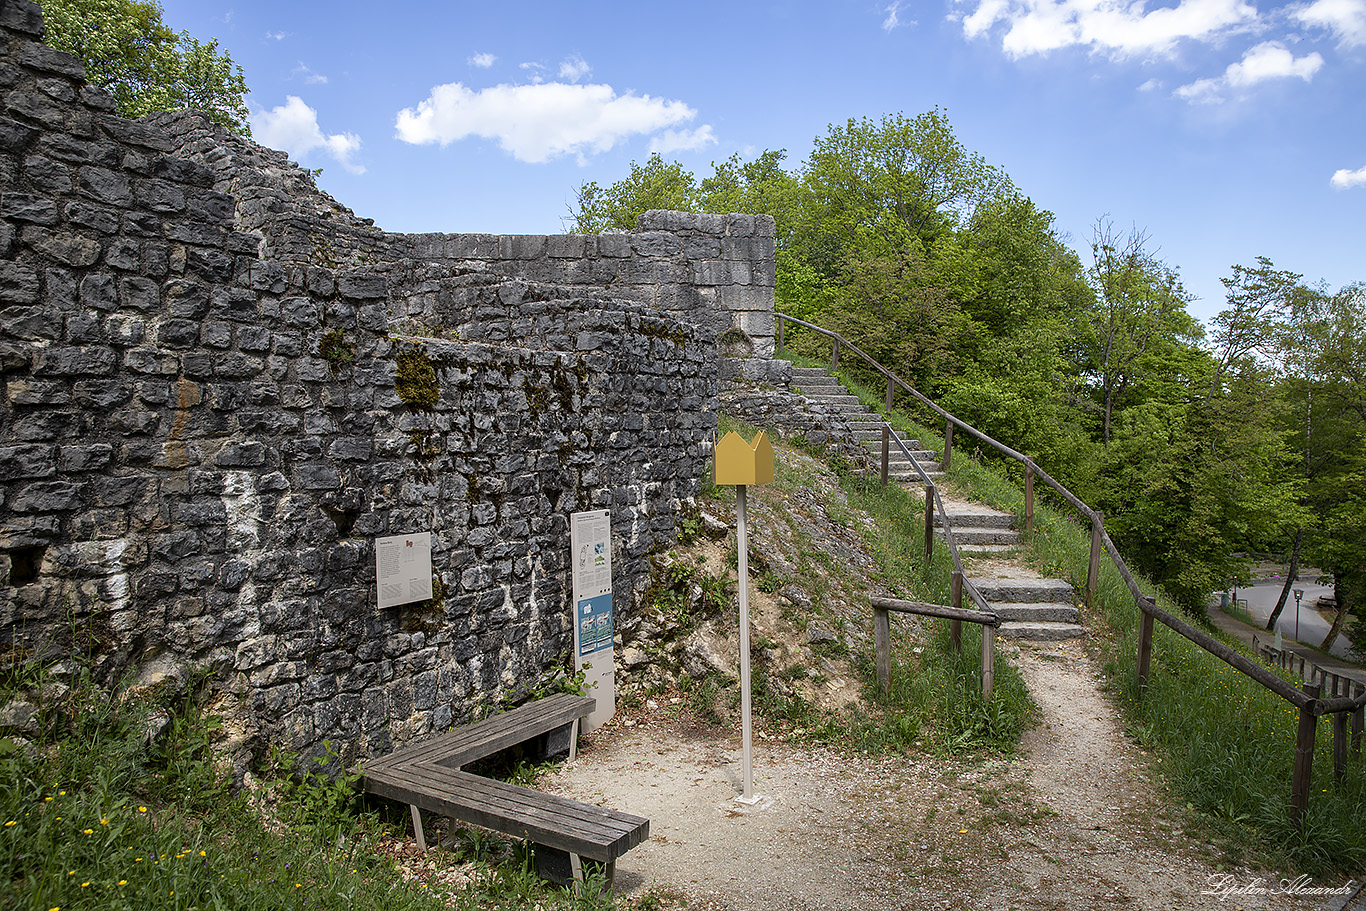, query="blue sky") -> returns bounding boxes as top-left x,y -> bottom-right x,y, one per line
160,0 -> 1365,325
